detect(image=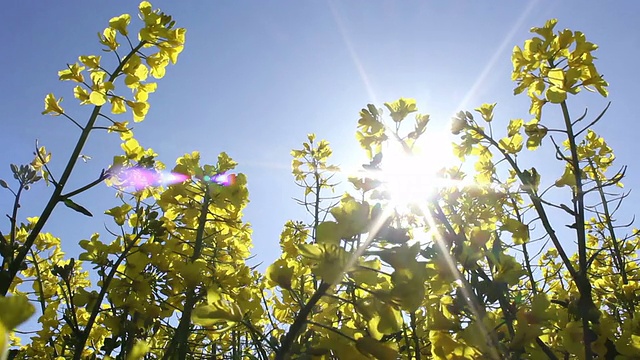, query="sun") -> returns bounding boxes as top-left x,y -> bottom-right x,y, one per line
379,131 -> 456,209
